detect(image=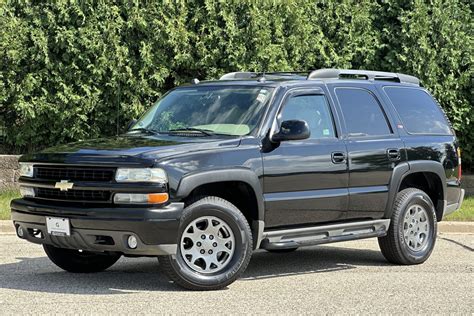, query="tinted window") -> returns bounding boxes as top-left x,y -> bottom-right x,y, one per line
336,88 -> 392,136
384,87 -> 451,135
280,94 -> 336,139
